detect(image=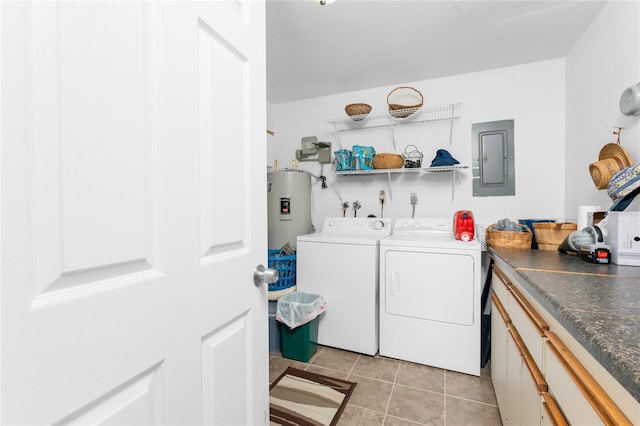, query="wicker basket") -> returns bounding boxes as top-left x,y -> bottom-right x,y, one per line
373,153 -> 404,169
533,222 -> 577,251
486,224 -> 532,249
387,87 -> 423,118
345,103 -> 372,120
